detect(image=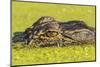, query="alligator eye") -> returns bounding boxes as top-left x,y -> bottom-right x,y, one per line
46,31 -> 58,37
